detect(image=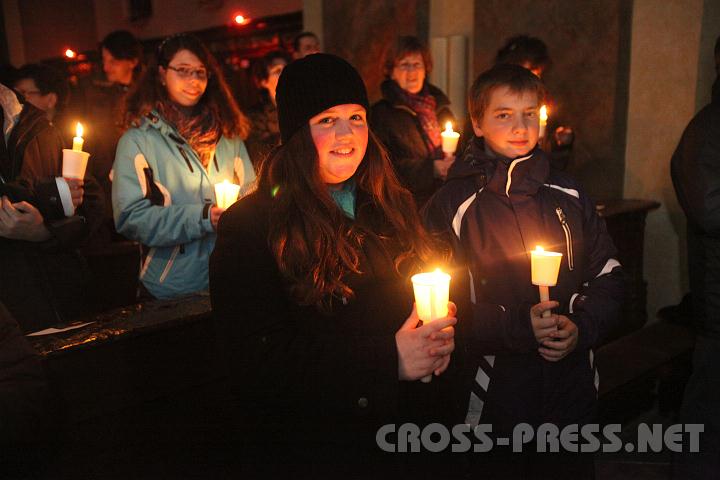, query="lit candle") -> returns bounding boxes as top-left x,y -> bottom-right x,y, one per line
72,122 -> 84,151
214,180 -> 241,209
441,121 -> 460,155
539,105 -> 548,139
530,246 -> 562,318
411,268 -> 452,383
